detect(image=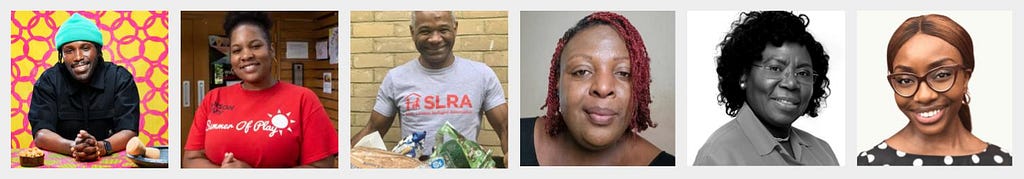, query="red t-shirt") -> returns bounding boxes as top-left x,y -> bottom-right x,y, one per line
185,82 -> 338,168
